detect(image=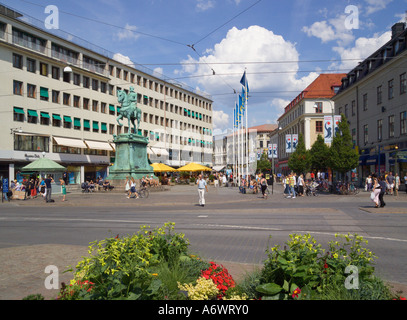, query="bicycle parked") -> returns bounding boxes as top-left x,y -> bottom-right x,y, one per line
334,181 -> 359,195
